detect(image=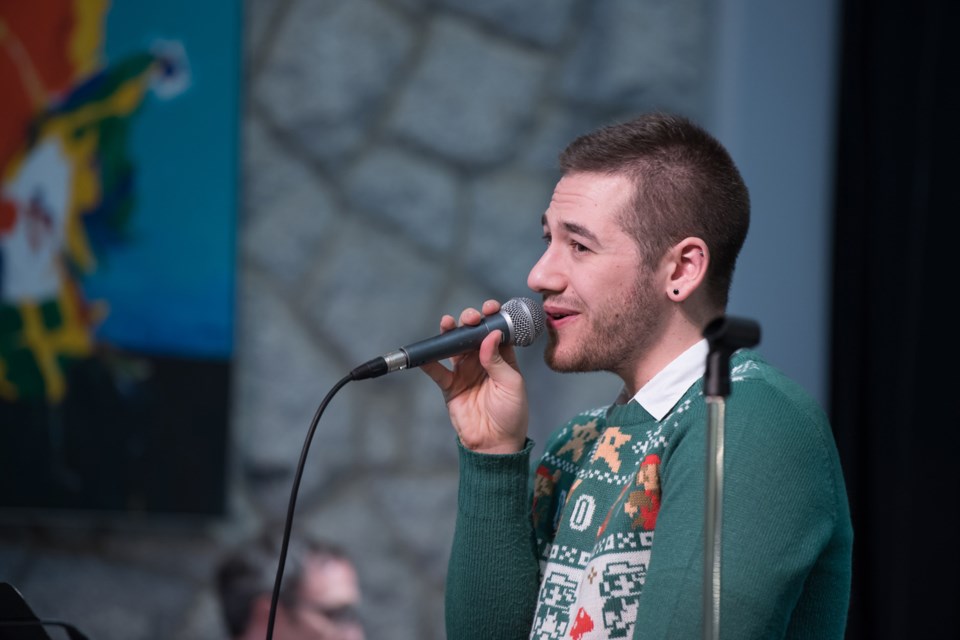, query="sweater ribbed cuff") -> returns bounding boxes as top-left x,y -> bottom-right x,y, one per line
456,438 -> 533,520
